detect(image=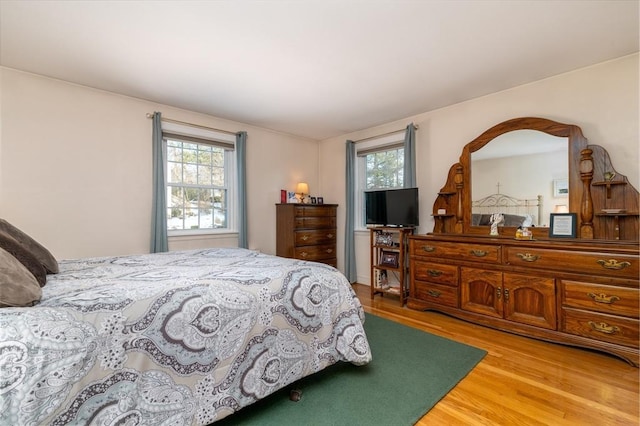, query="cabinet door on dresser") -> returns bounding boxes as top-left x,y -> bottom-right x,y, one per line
503,273 -> 556,330
460,267 -> 557,330
460,267 -> 503,319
